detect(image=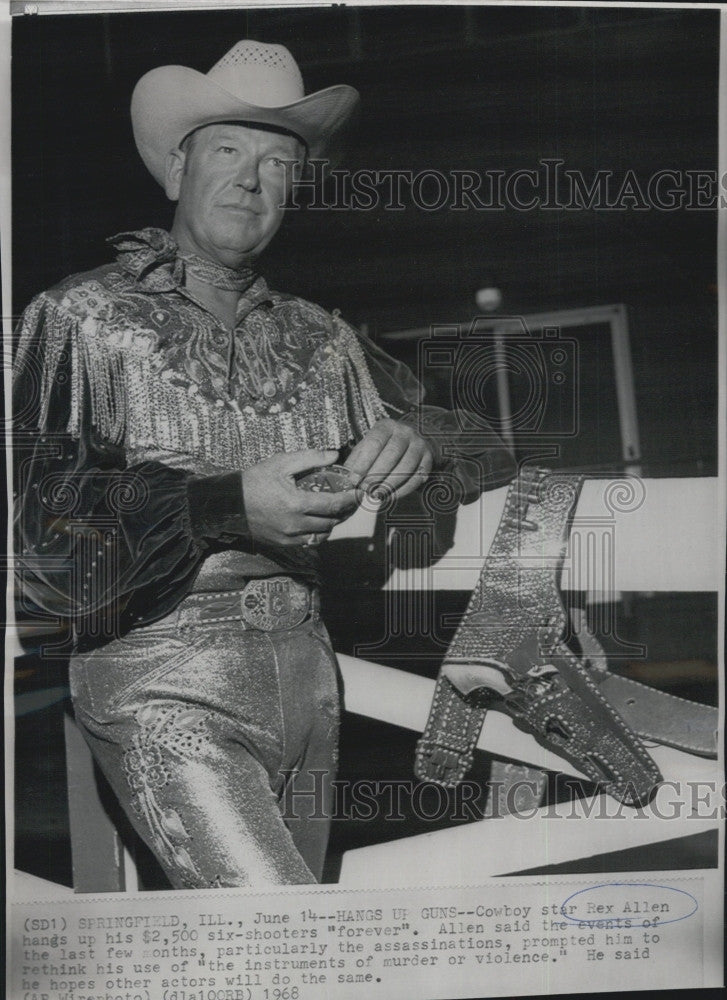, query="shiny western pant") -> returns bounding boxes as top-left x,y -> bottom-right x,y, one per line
69,608 -> 340,888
